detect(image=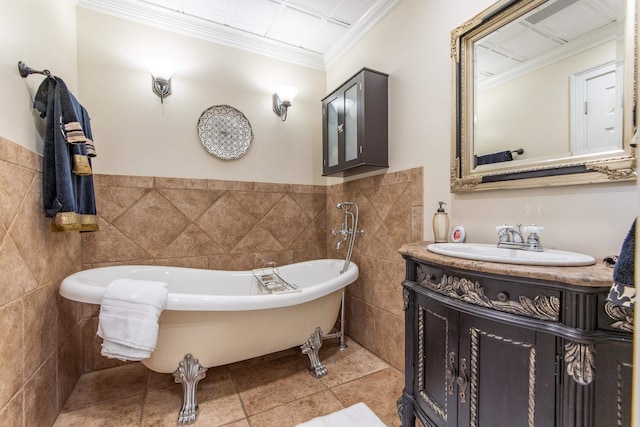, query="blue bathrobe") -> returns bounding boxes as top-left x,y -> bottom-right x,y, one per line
607,219 -> 635,308
34,77 -> 98,232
